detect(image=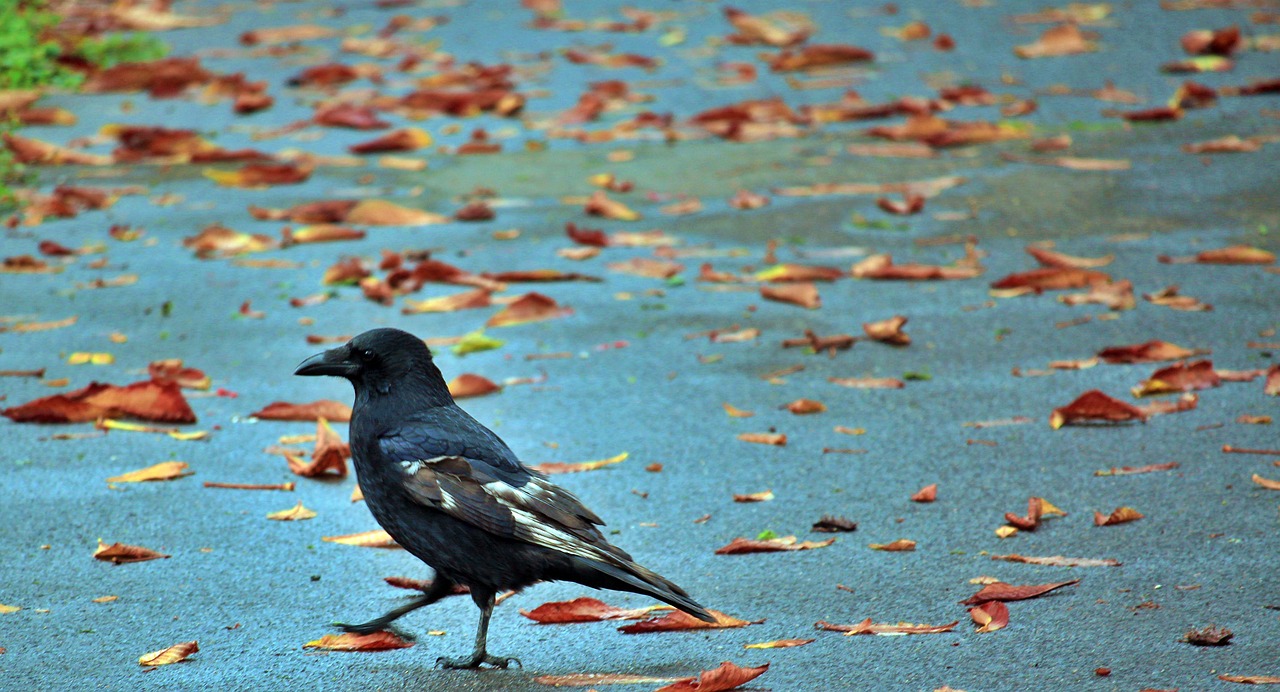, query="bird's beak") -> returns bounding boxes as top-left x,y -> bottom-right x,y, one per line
294,348 -> 357,377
